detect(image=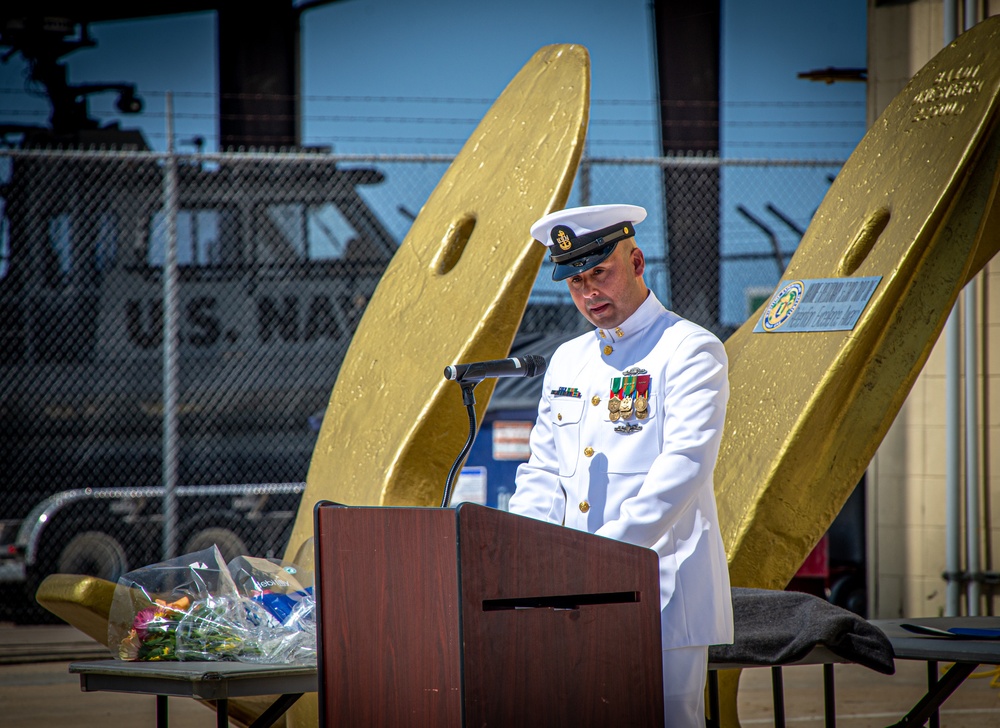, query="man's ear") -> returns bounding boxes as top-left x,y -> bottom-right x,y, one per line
631,245 -> 645,277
